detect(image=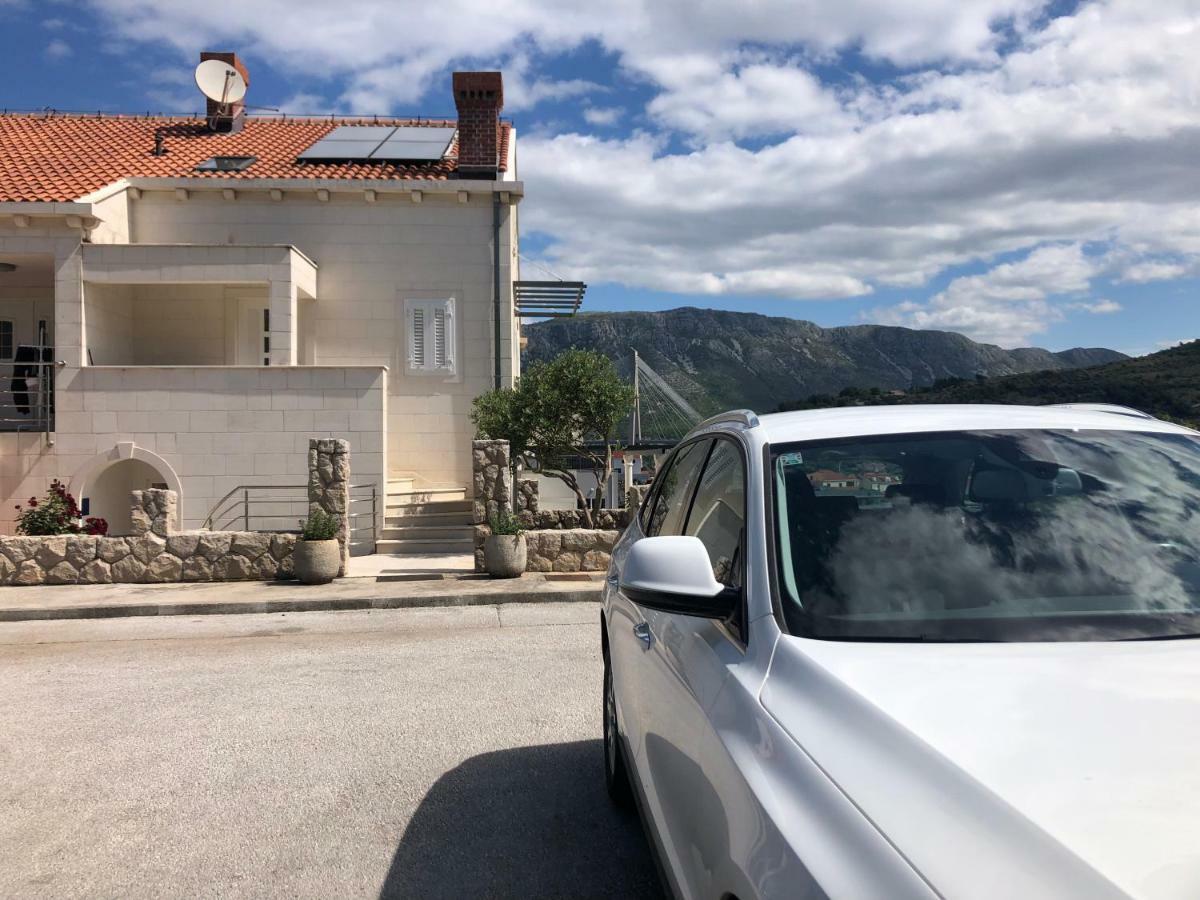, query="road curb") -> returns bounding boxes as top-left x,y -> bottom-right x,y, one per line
0,586 -> 602,623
